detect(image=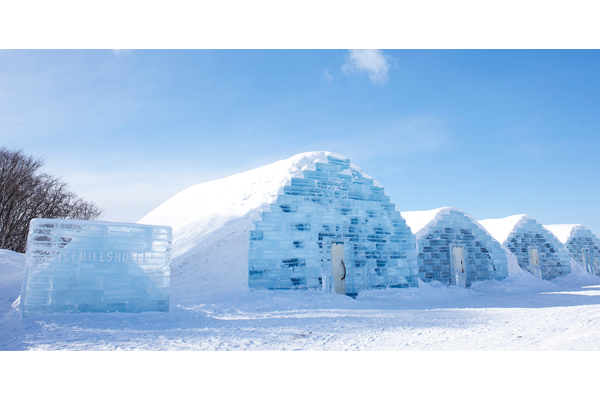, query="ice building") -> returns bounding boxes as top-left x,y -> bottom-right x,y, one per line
20,219 -> 172,317
400,207 -> 508,287
544,224 -> 600,275
478,215 -> 571,280
139,151 -> 418,301
247,155 -> 418,296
